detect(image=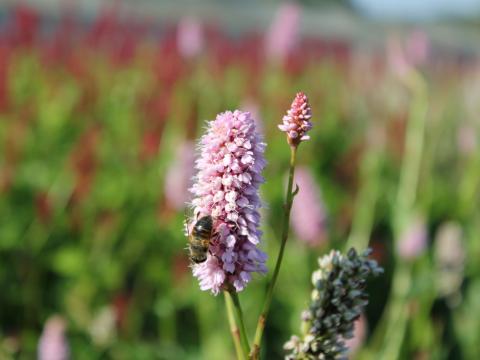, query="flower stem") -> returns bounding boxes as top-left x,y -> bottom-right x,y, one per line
251,146 -> 298,359
346,143 -> 382,251
224,290 -> 248,360
231,289 -> 251,354
371,70 -> 428,360
393,71 -> 427,236
377,263 -> 412,360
